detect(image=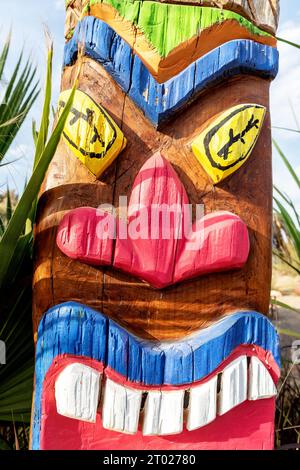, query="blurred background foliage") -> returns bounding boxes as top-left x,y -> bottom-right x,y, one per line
0,32 -> 75,450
